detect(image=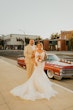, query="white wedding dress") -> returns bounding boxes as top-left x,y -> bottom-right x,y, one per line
10,51 -> 57,101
